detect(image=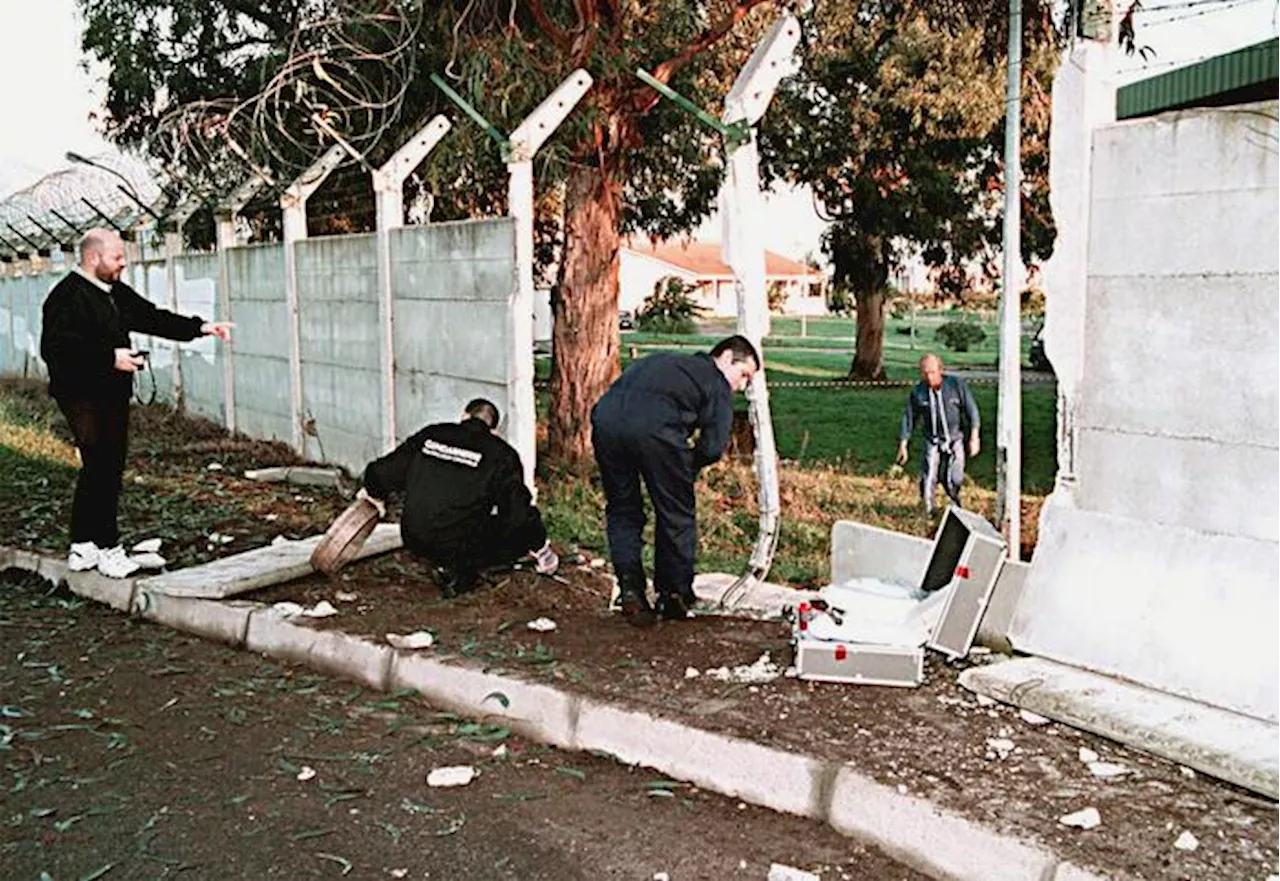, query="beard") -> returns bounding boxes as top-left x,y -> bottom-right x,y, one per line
94,265 -> 123,284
